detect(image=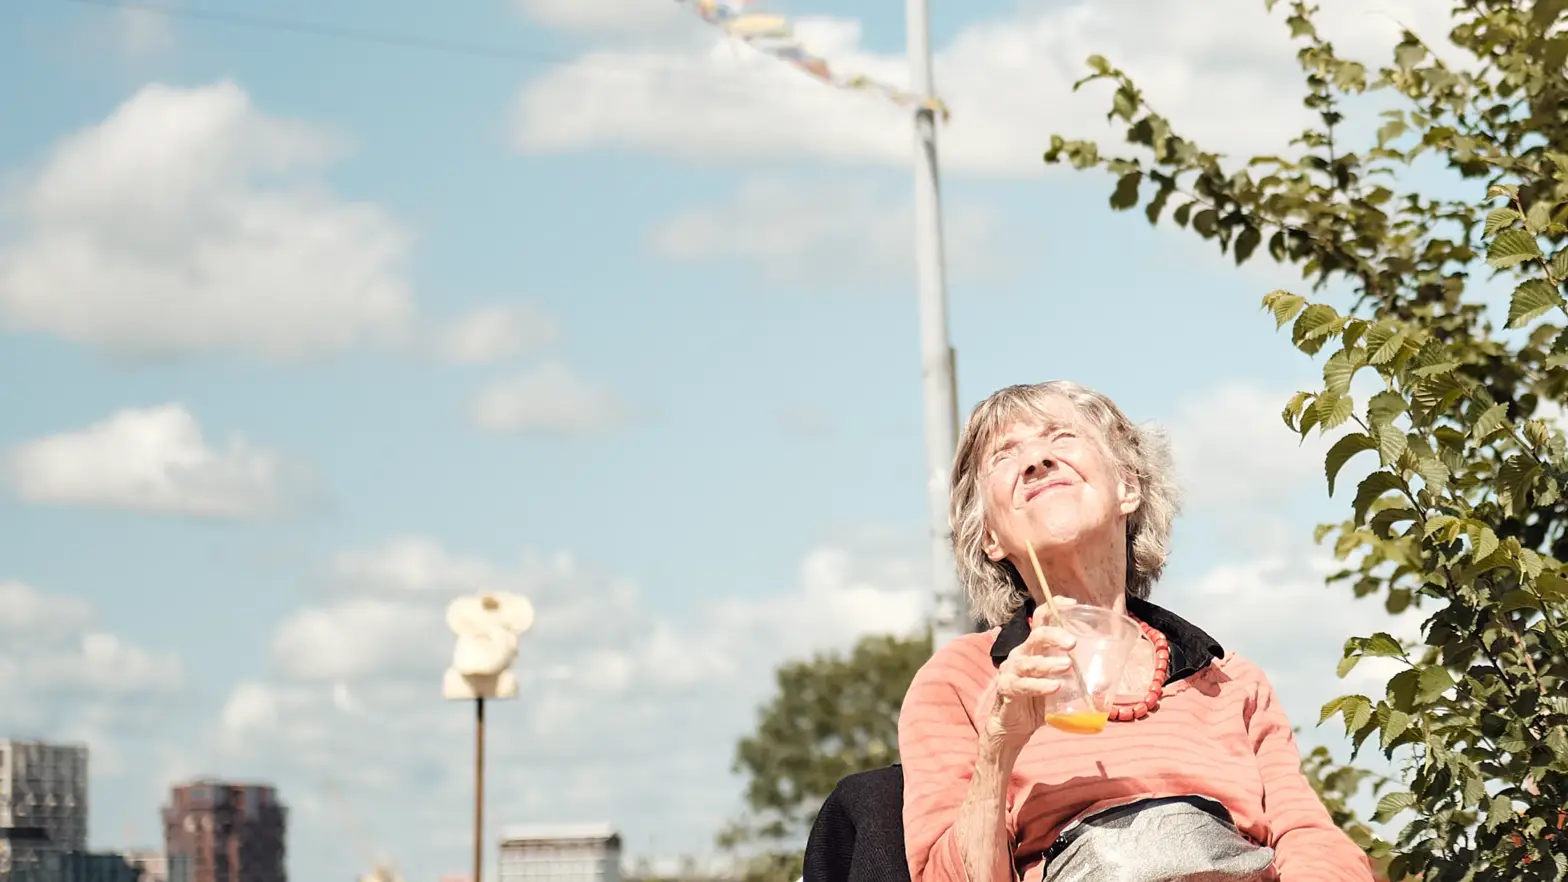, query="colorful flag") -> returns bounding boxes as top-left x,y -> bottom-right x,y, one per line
674,0 -> 950,119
